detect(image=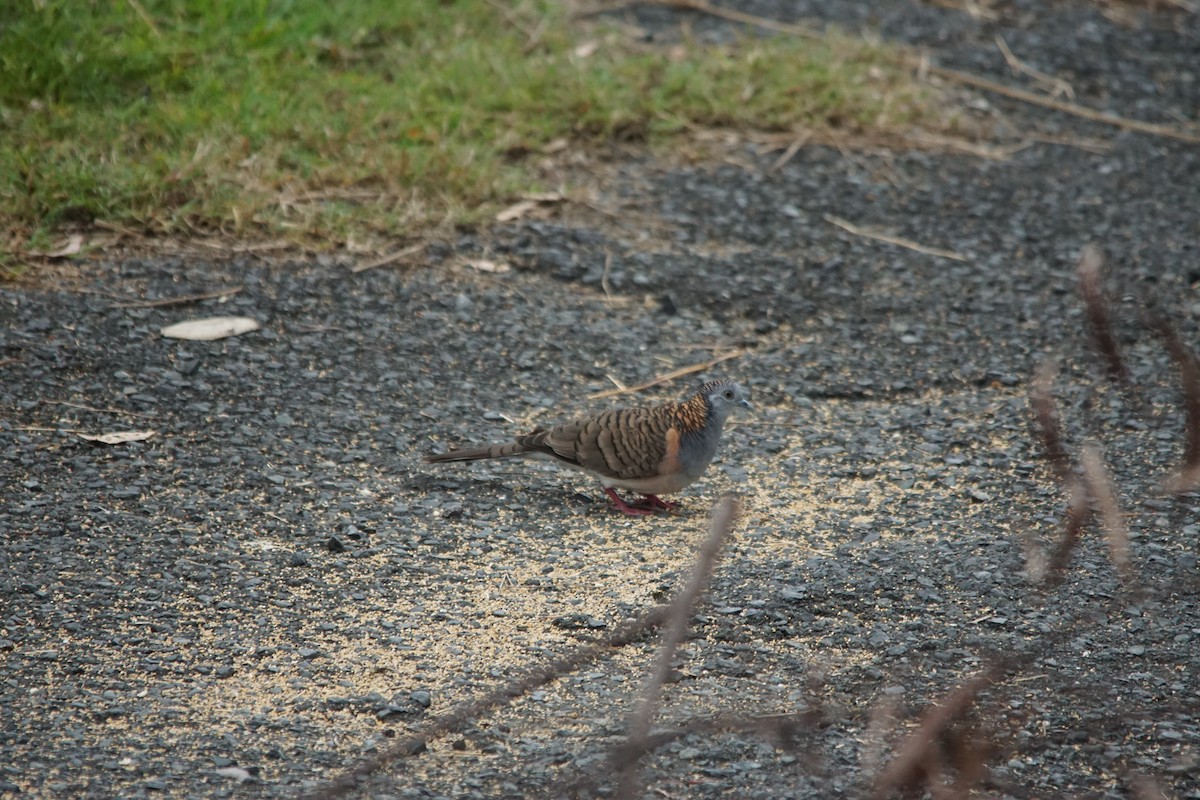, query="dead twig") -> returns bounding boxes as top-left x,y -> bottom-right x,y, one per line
192,239 -> 291,253
42,400 -> 156,419
994,34 -> 1074,99
566,709 -> 822,796
1148,314 -> 1200,492
577,0 -> 821,39
109,287 -> 242,310
613,497 -> 739,799
1080,442 -> 1134,584
1029,359 -> 1071,481
1048,479 -> 1091,579
766,131 -> 812,174
350,242 -> 428,273
587,351 -> 745,400
925,64 -> 1200,145
1076,244 -> 1129,385
871,671 -> 996,799
824,214 -> 969,262
601,251 -> 615,299
587,1 -> 1200,145
301,606 -> 669,800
